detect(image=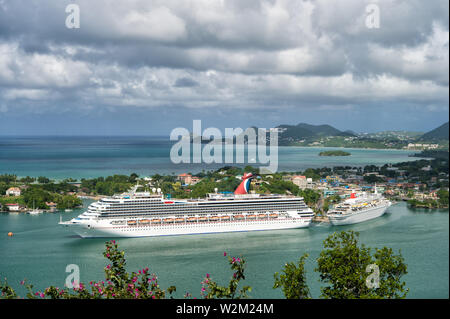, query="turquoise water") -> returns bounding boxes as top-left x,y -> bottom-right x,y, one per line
0,136 -> 446,298
0,136 -> 427,179
0,201 -> 448,299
